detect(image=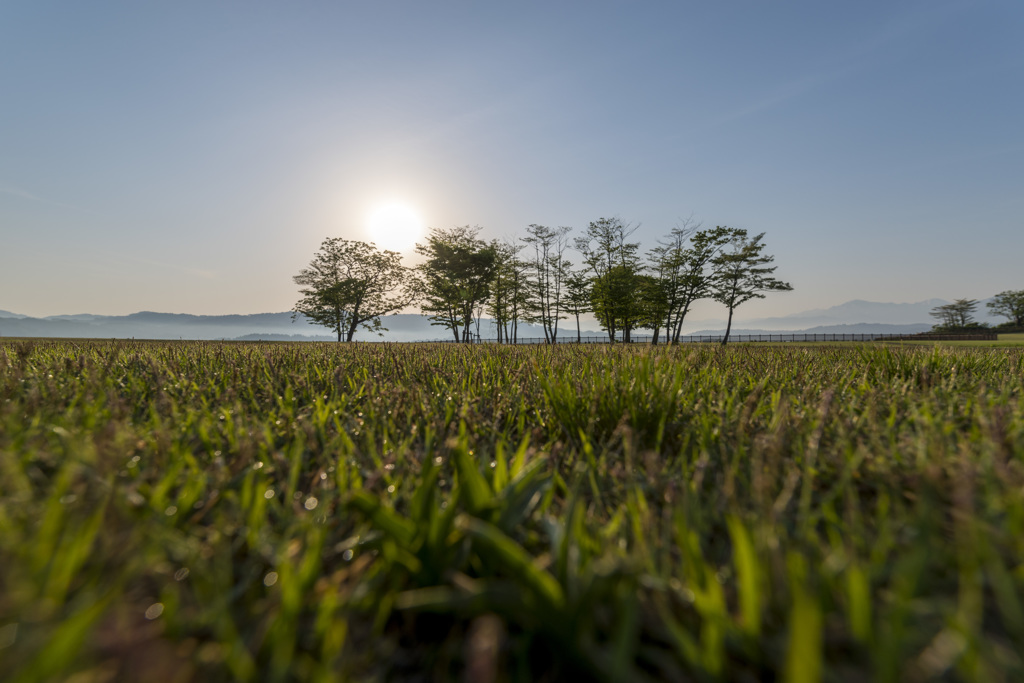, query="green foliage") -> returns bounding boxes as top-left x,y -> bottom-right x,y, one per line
521,224 -> 573,343
712,228 -> 793,344
293,237 -> 413,342
988,290 -> 1024,327
2,340 -> 1024,681
575,217 -> 641,341
647,222 -> 733,344
415,226 -> 498,343
931,299 -> 981,331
